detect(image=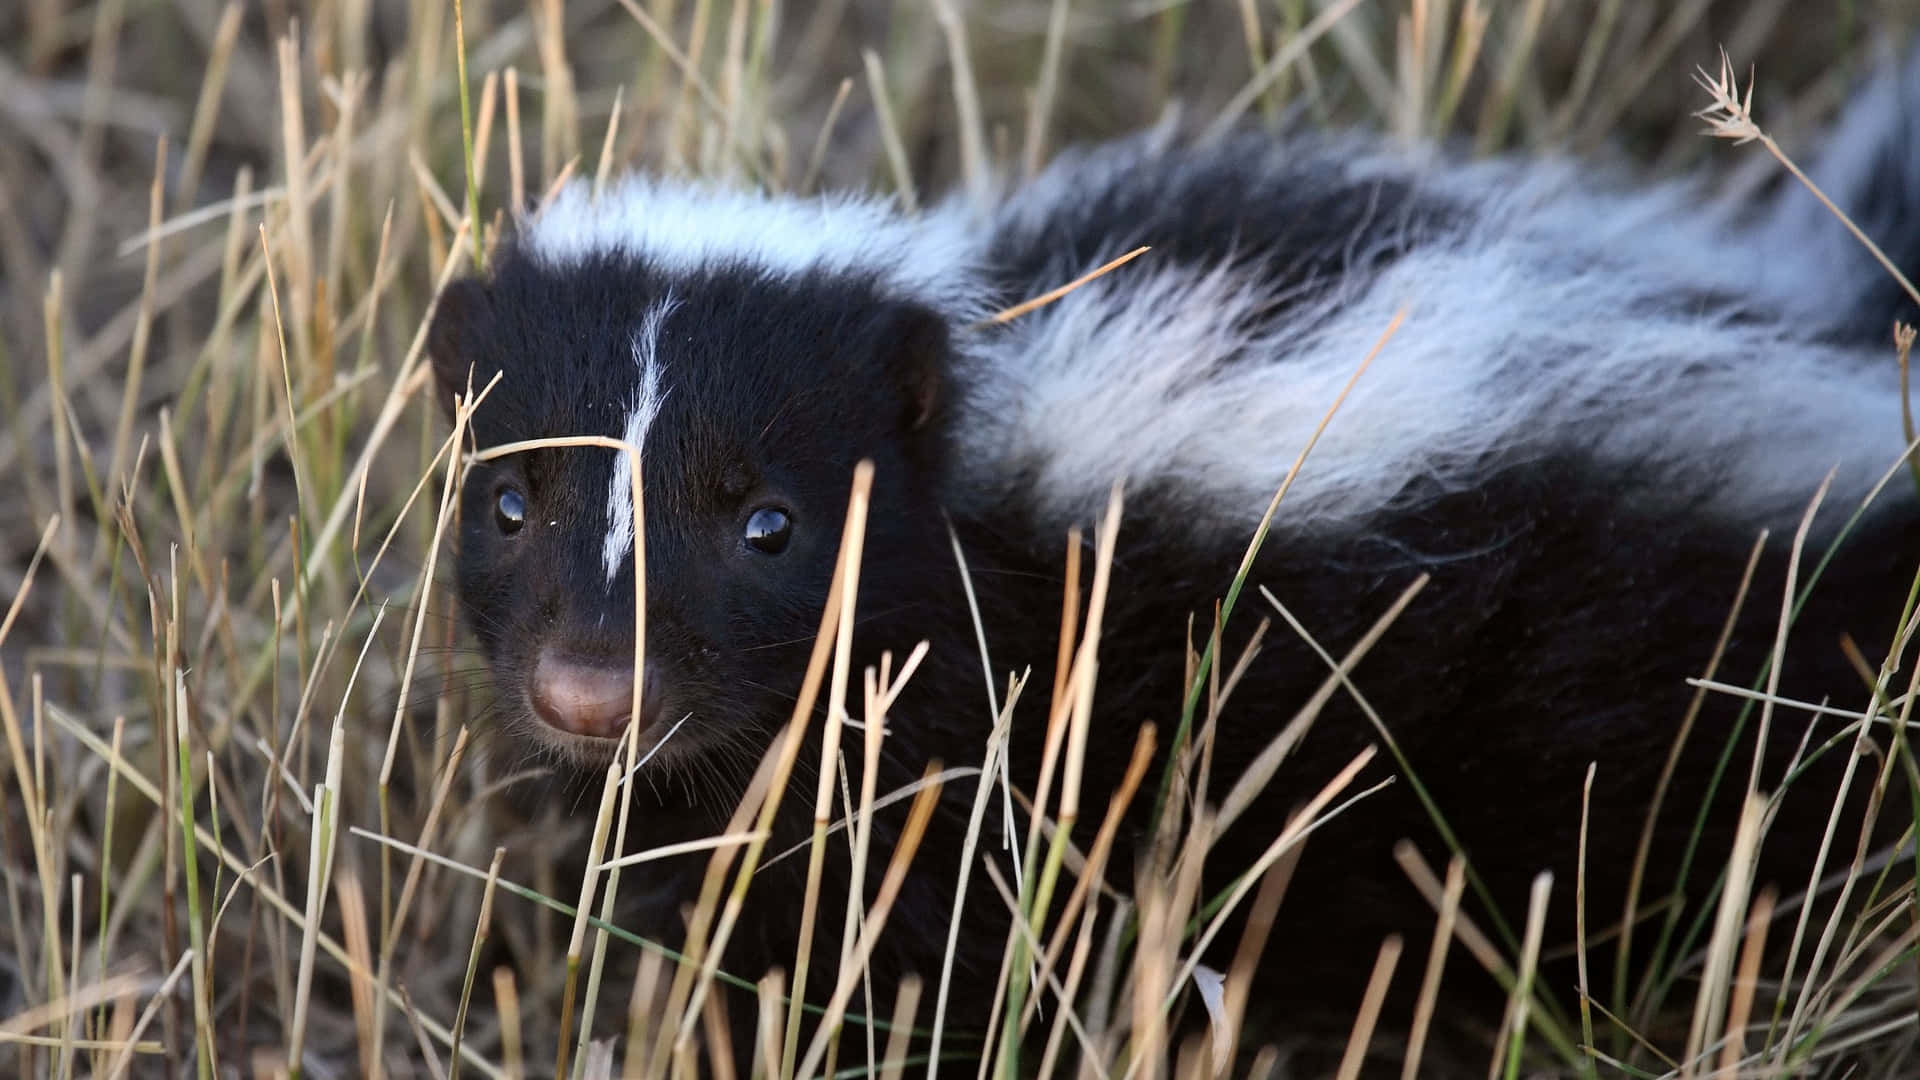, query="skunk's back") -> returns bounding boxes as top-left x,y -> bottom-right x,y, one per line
951,66 -> 1920,551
